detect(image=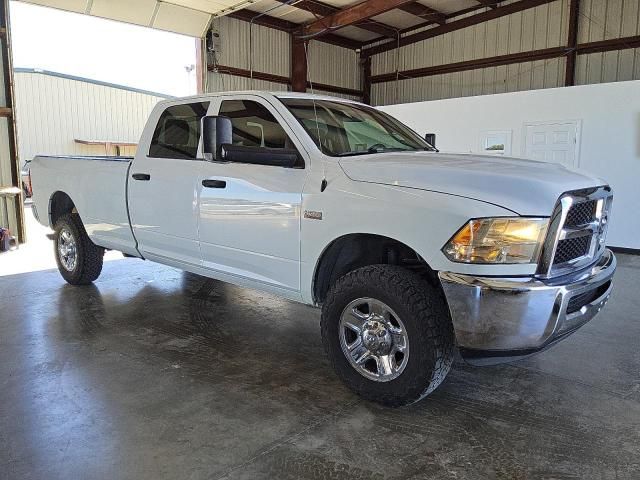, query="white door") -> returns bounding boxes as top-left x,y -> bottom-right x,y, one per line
198,96 -> 308,292
523,121 -> 580,168
128,100 -> 211,267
